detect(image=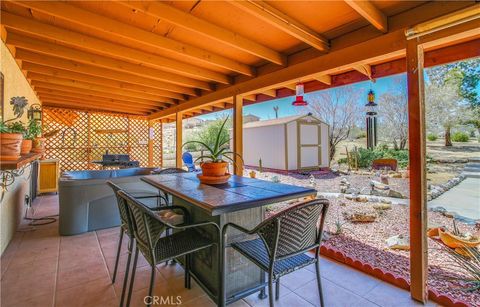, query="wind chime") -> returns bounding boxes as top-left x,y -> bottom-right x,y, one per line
365,89 -> 378,149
